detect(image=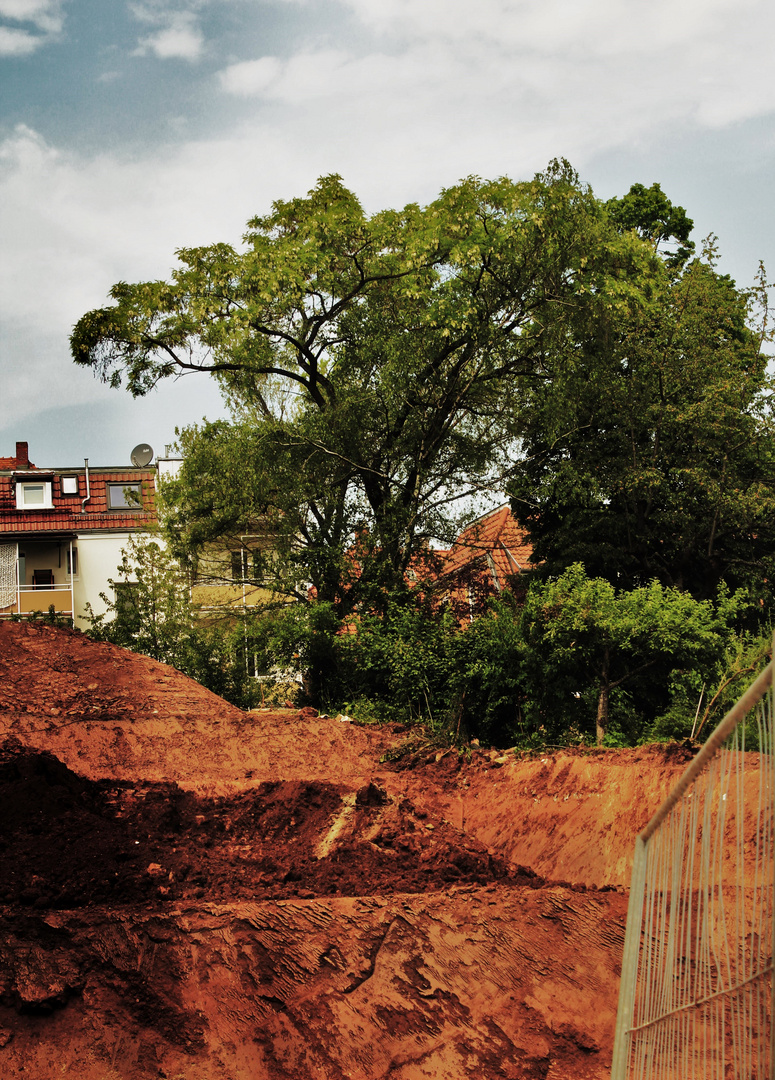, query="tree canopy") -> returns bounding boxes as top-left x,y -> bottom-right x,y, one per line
605,181 -> 695,269
509,239 -> 775,600
72,167 -> 774,742
72,164 -> 658,612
